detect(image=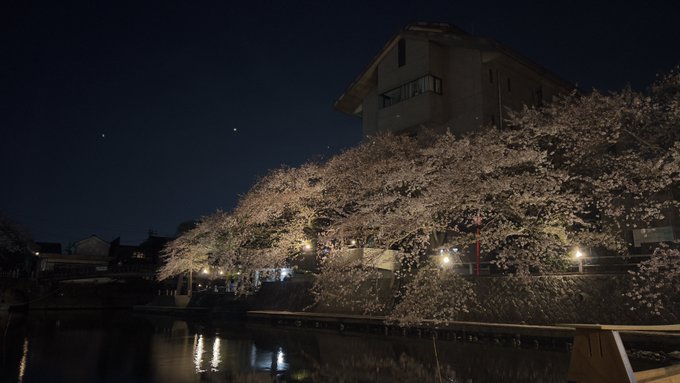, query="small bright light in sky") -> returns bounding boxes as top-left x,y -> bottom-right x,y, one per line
233,128 -> 237,132
101,133 -> 106,138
